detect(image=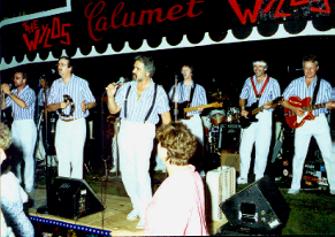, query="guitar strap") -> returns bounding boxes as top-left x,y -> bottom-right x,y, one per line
144,84 -> 158,123
123,83 -> 158,123
123,84 -> 131,119
188,84 -> 196,107
311,77 -> 320,106
250,76 -> 269,106
171,82 -> 196,105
